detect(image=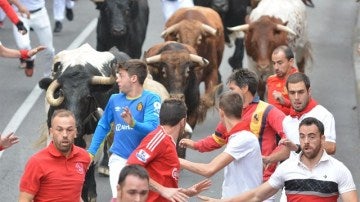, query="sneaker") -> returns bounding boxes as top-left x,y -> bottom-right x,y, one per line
53,21 -> 62,33
25,60 -> 34,77
66,8 -> 74,21
19,58 -> 26,69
